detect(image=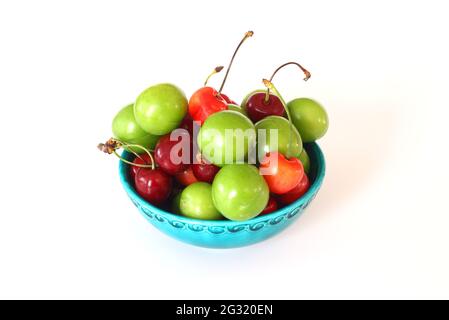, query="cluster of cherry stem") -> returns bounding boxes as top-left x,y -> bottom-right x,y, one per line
203,31 -> 311,159
97,138 -> 155,169
99,30 -> 311,166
